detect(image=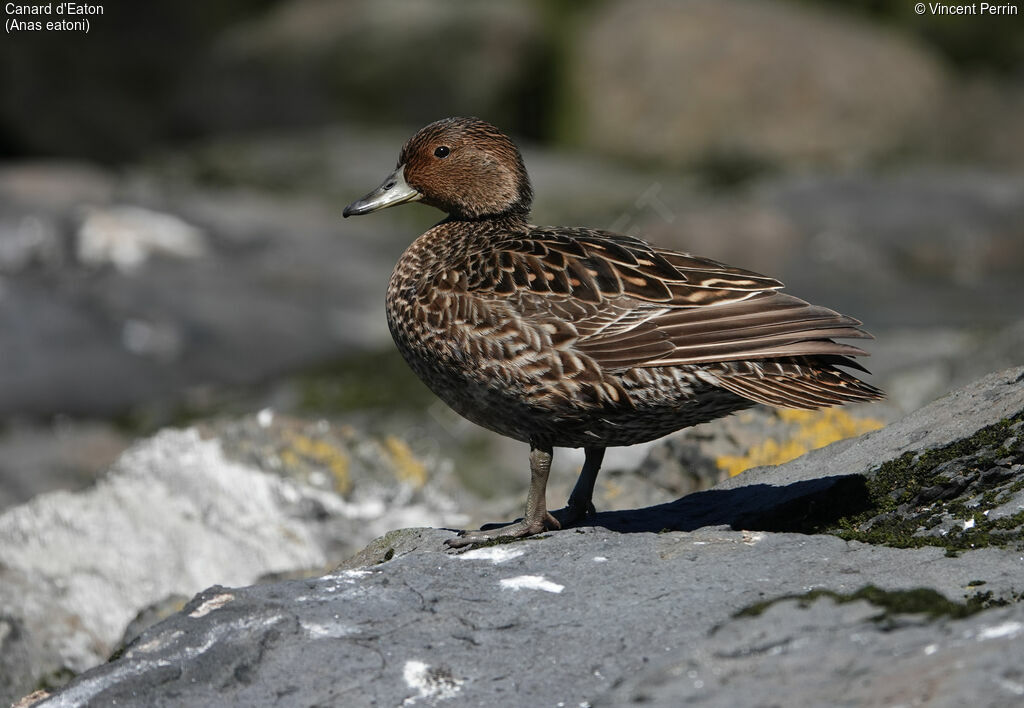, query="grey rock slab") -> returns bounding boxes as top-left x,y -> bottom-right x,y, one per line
600,595 -> 1024,708
0,421 -> 465,706
35,528 -> 1024,707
